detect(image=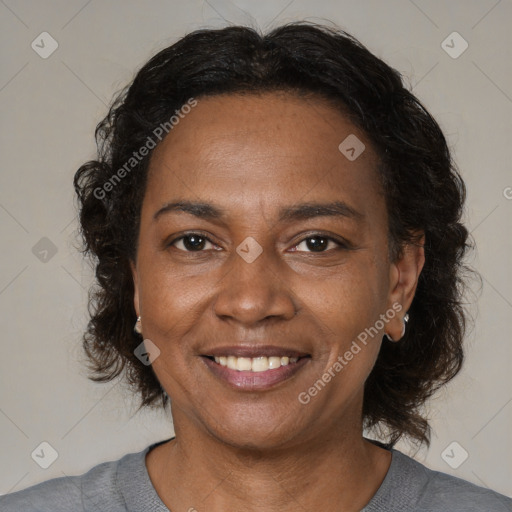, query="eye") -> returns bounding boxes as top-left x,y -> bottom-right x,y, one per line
169,233 -> 219,252
168,232 -> 348,253
291,234 -> 346,253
